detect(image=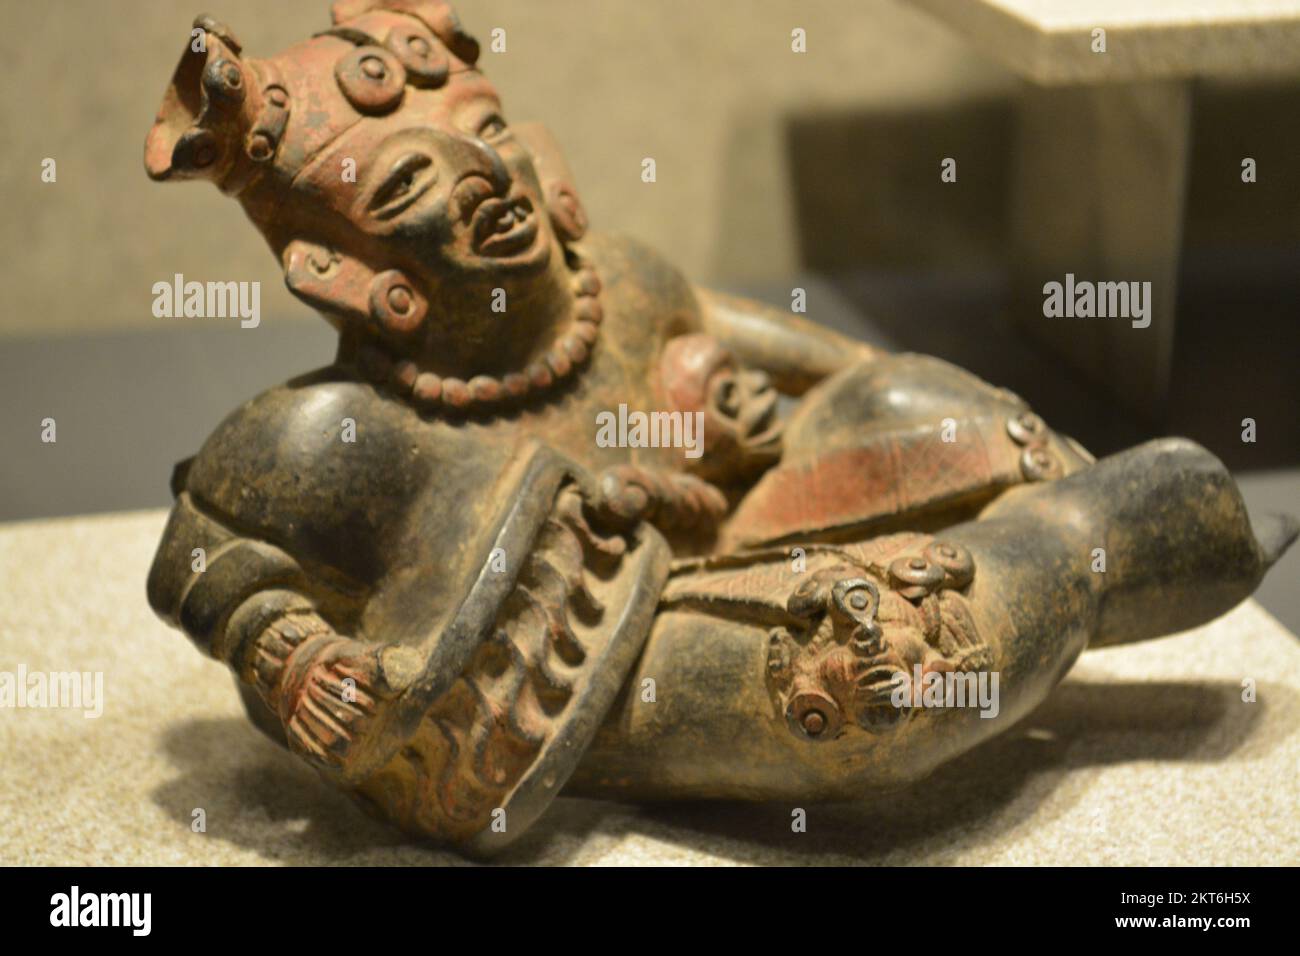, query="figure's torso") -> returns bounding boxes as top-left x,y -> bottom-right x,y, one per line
178,232 -> 705,643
